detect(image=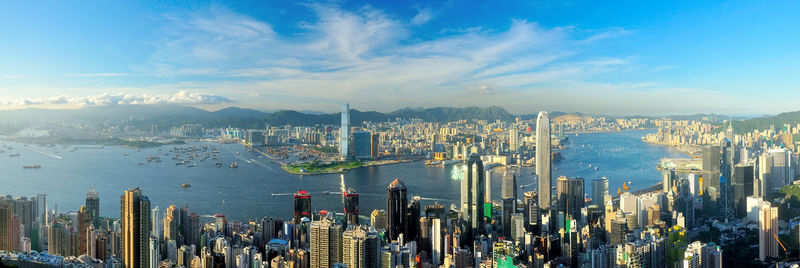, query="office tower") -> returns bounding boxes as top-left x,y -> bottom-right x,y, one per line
510,213 -> 525,242
759,202 -> 778,261
36,194 -> 46,224
0,202 -> 12,251
370,133 -> 380,158
310,218 -> 343,268
536,111 -> 552,210
86,189 -> 100,226
340,103 -> 350,161
733,164 -> 755,218
370,209 -> 387,231
509,128 -> 519,153
387,179 -> 408,241
78,206 -> 92,255
294,191 -> 312,223
663,169 -> 677,193
592,177 -> 609,211
757,153 -> 773,197
702,145 -> 722,200
164,205 -> 178,241
687,173 -> 700,197
353,131 -> 372,160
342,226 -> 380,268
703,242 -> 723,268
431,218 -> 443,266
343,189 -> 359,227
768,148 -> 794,191
501,171 -> 517,201
406,197 -> 421,242
461,153 -> 486,244
179,205 -> 189,244
556,176 -> 585,219
151,206 -> 162,242
523,191 -> 540,234
121,188 -> 151,268
187,212 -> 200,248
485,170 -> 493,203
